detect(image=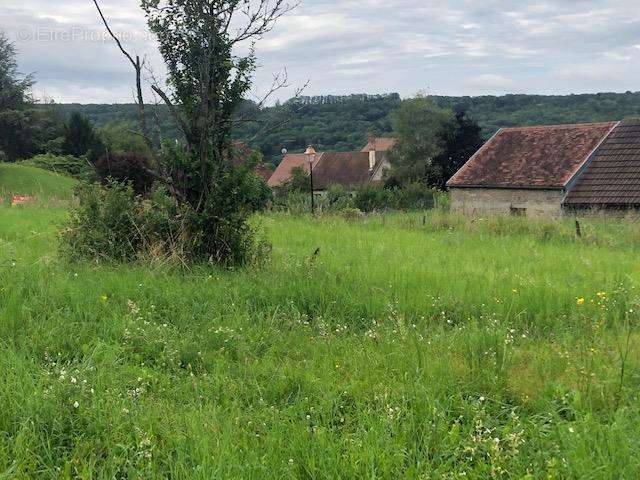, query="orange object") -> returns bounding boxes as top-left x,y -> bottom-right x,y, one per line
11,195 -> 38,206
